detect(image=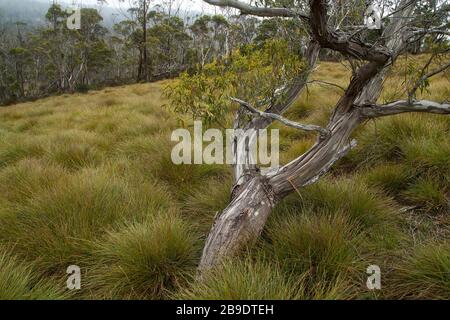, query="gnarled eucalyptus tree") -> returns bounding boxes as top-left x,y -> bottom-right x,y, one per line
198,0 -> 450,270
